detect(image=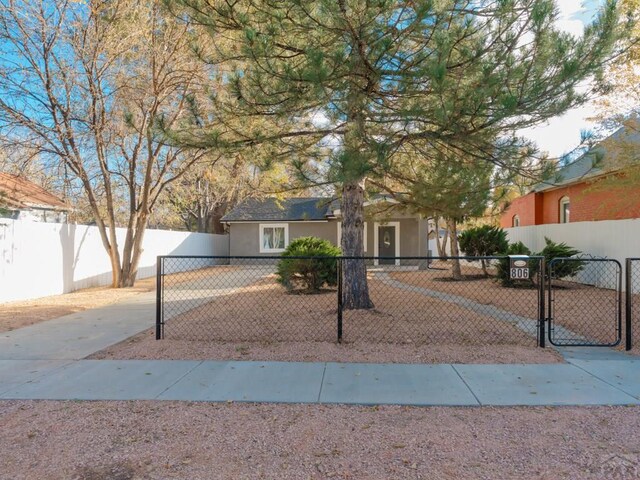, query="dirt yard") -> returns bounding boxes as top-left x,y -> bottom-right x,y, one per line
391,262 -> 636,349
160,273 -> 538,346
1,400 -> 639,480
91,333 -> 562,364
94,266 -> 562,364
